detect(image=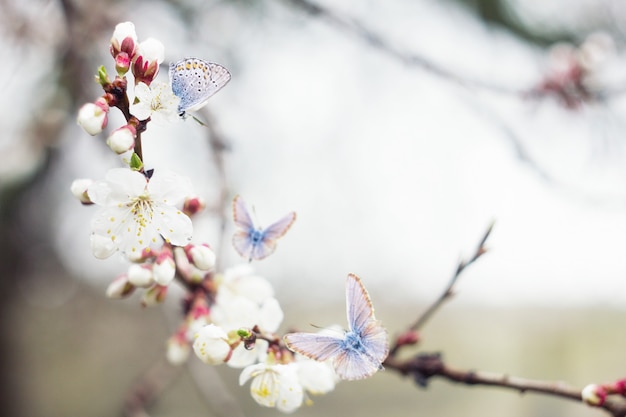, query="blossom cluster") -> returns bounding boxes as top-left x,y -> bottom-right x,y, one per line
533,32 -> 614,109
71,21 -> 355,414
